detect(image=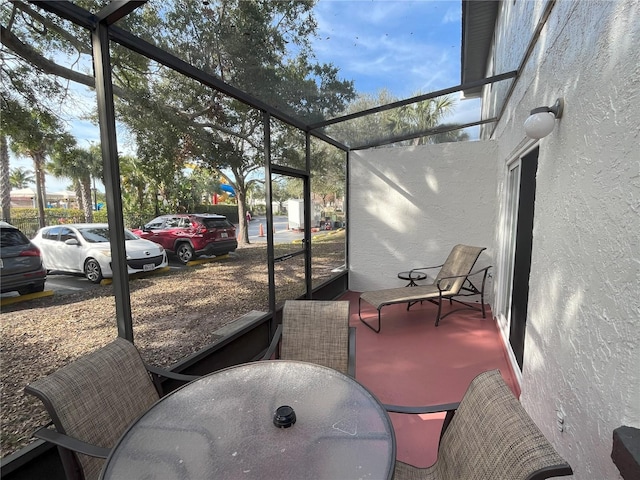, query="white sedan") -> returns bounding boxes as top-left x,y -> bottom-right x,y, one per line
32,223 -> 168,283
